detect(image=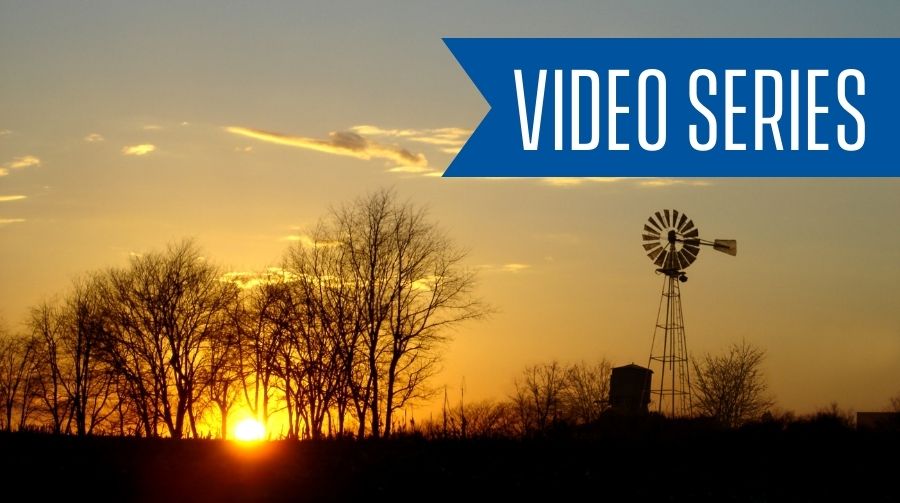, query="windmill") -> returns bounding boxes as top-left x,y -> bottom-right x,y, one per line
642,209 -> 736,417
